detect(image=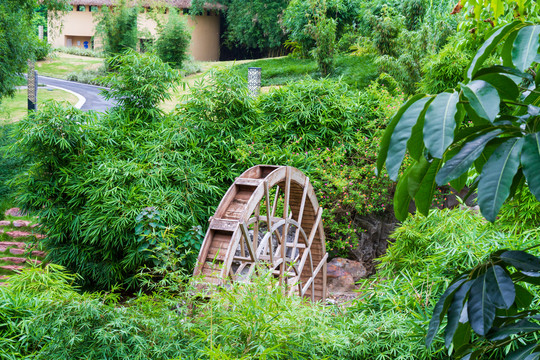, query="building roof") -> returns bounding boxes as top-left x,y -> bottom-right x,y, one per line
69,0 -> 224,10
